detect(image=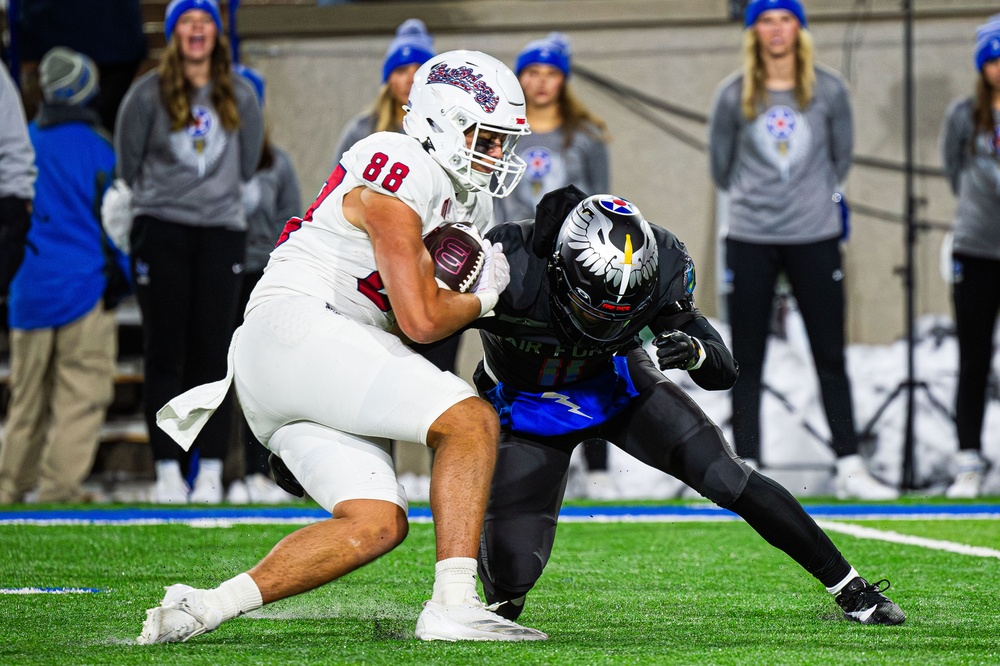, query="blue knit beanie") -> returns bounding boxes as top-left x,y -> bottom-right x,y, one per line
515,32 -> 572,78
382,19 -> 435,83
974,14 -> 1000,71
233,64 -> 265,107
164,0 -> 223,40
744,0 -> 808,28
